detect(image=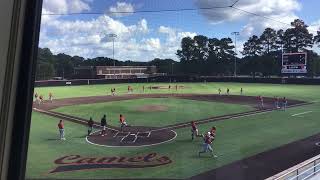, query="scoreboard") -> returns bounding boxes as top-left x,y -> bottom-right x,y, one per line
281,52 -> 307,74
